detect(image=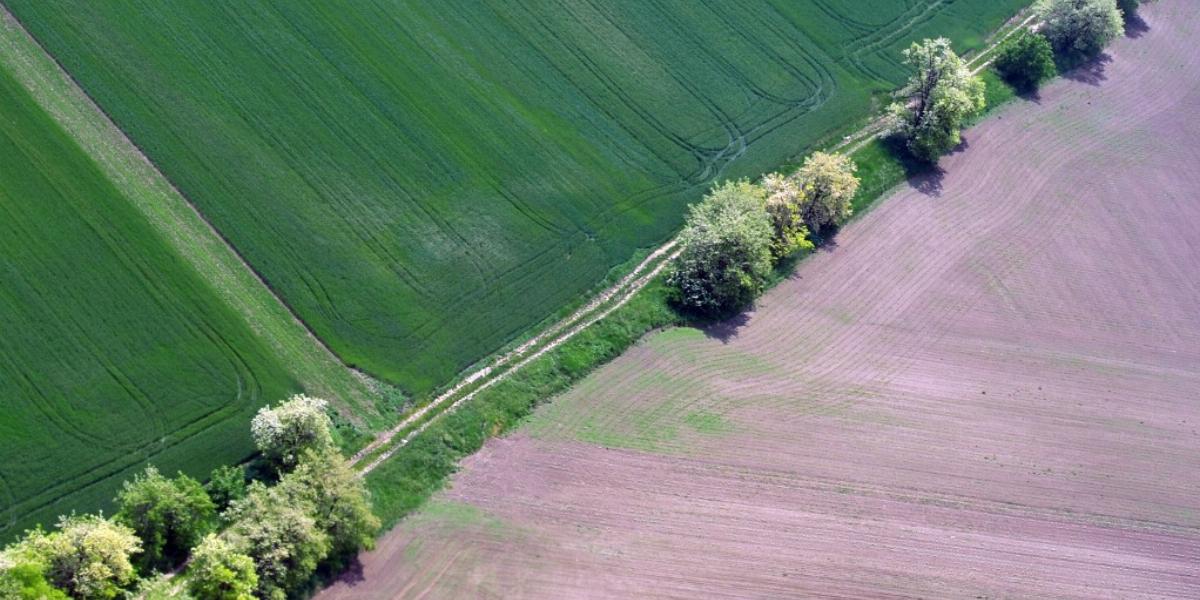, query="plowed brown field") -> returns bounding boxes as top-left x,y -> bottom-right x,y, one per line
322,3 -> 1200,598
